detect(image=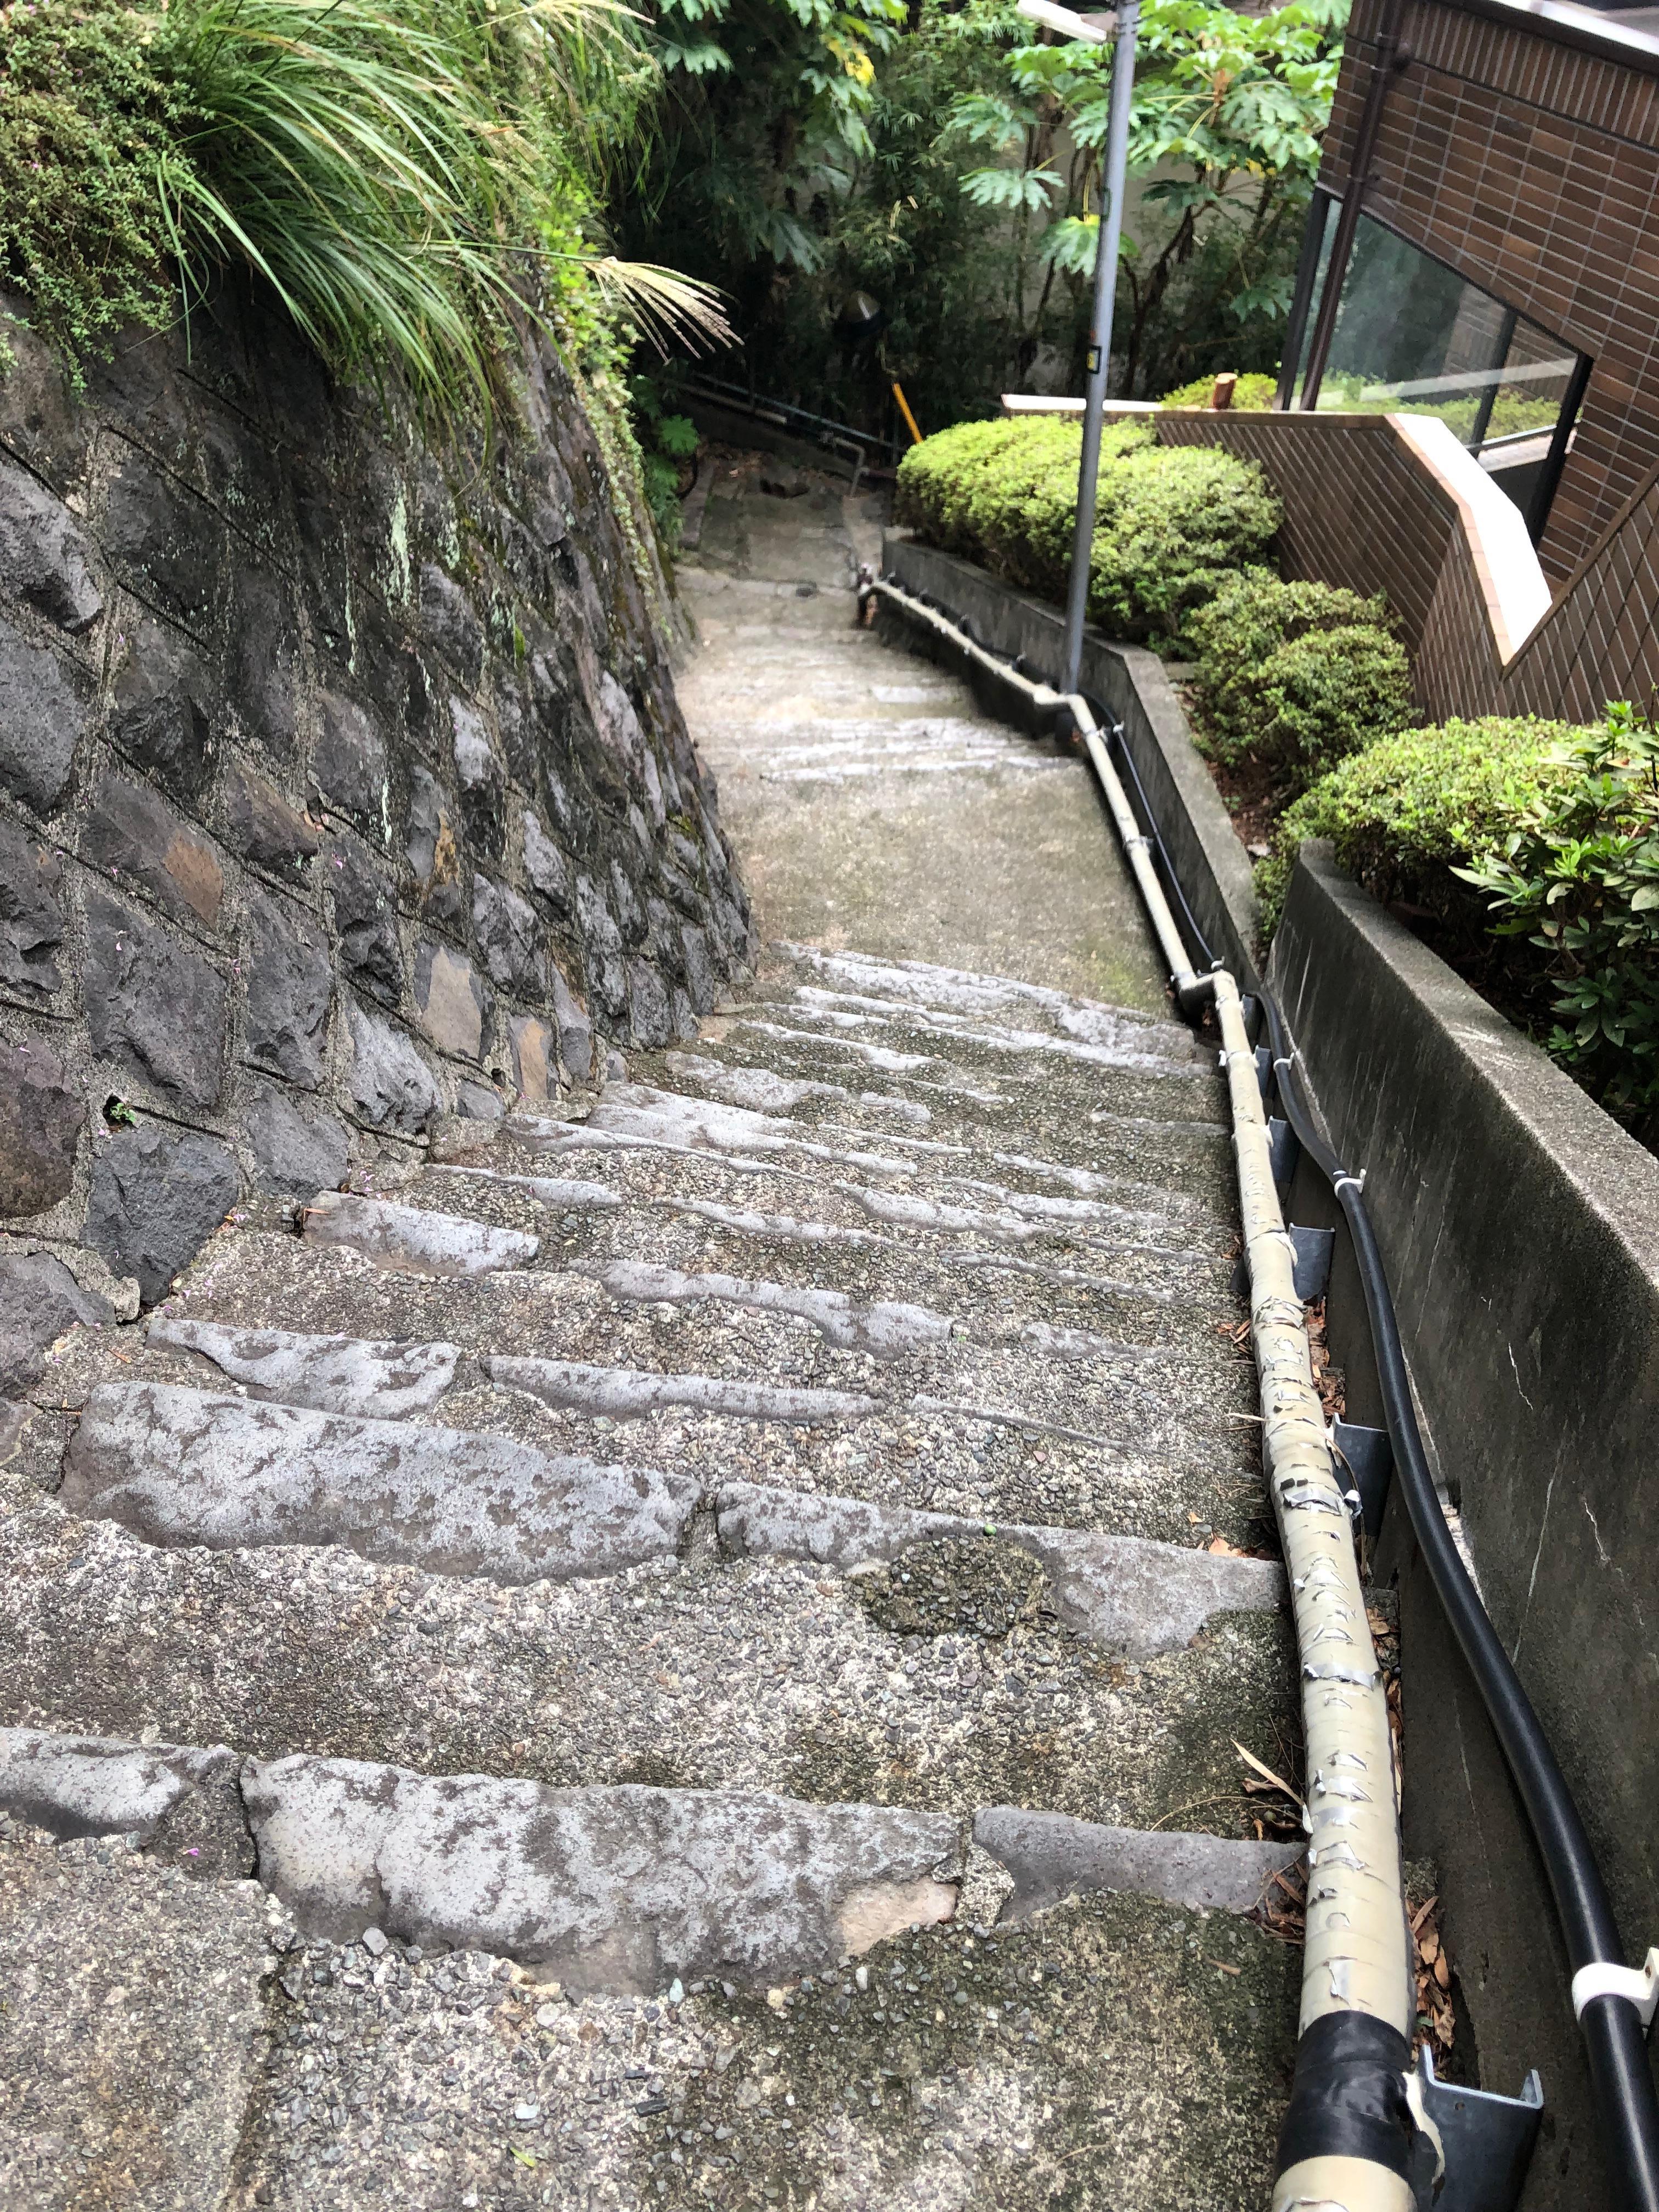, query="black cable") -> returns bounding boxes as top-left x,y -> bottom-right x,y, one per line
877,569 -> 1659,2198
1260,988 -> 1659,2210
